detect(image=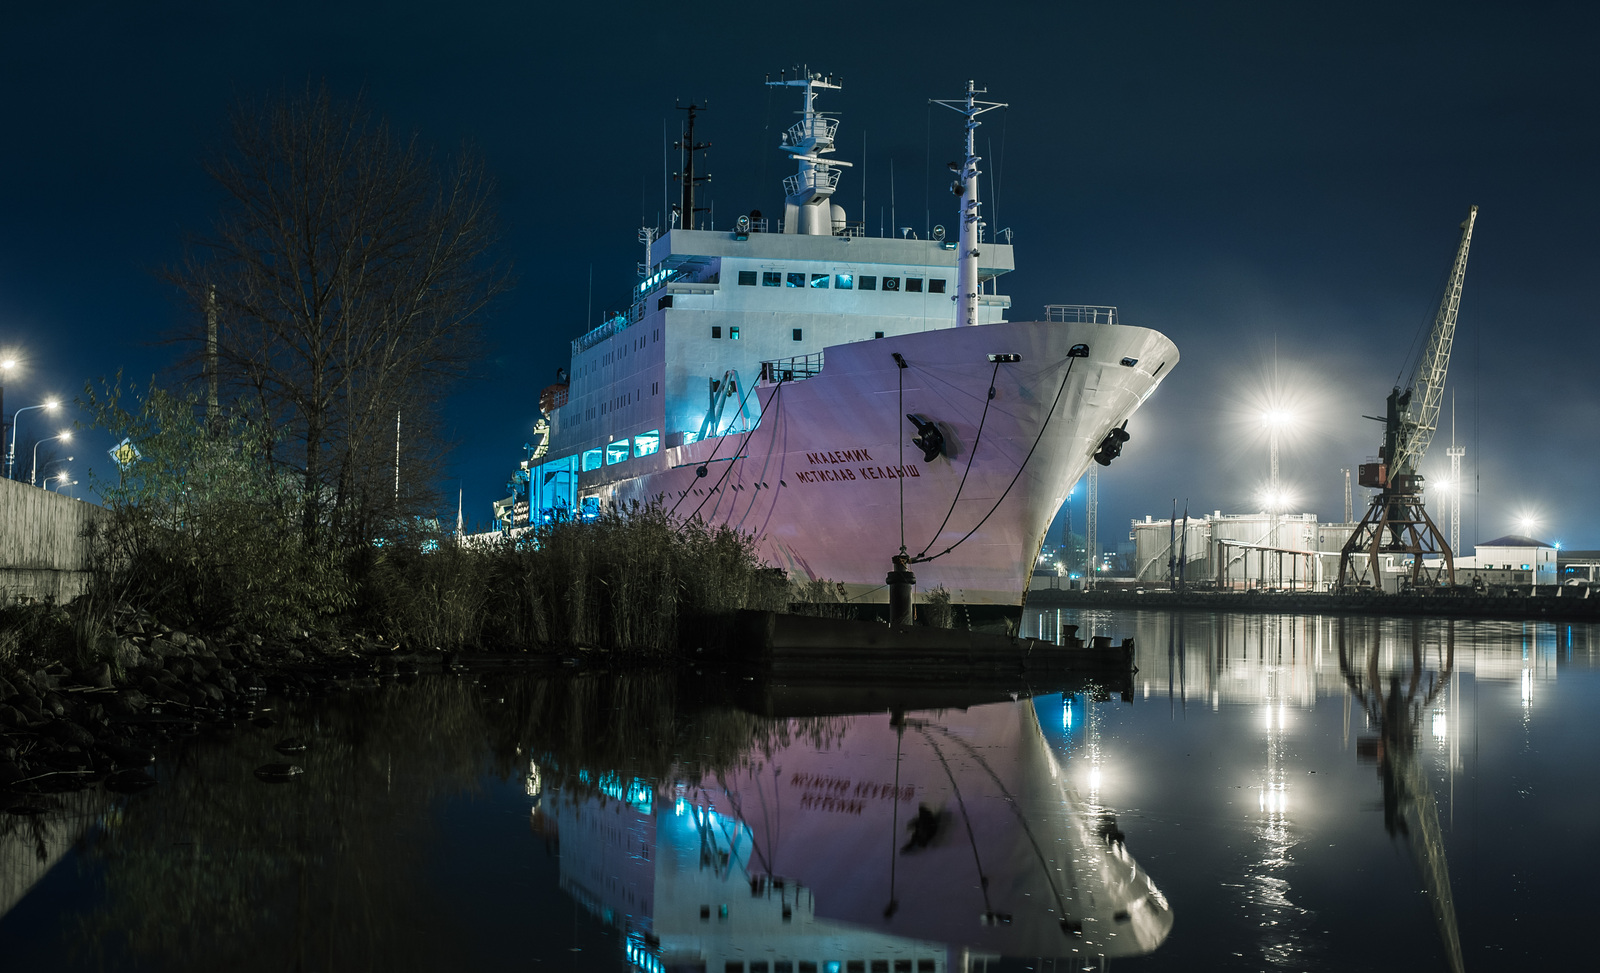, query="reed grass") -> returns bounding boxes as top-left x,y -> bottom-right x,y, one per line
365,502 -> 790,656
